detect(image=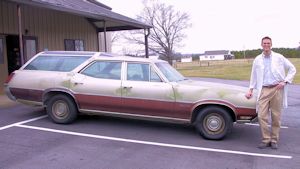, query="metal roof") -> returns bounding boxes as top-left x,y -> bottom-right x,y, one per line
203,50 -> 231,55
8,0 -> 152,32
